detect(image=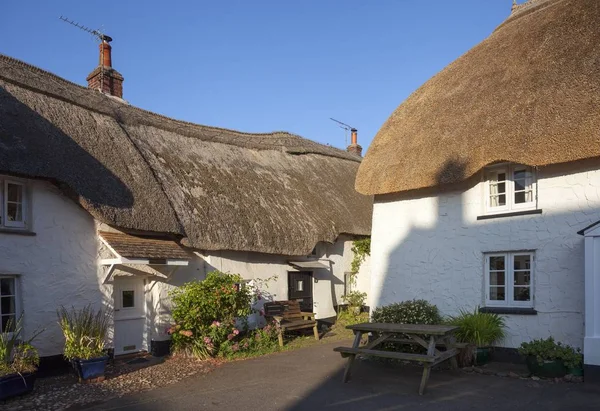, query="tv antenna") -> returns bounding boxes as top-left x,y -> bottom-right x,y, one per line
329,118 -> 355,146
59,16 -> 111,42
59,16 -> 111,93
